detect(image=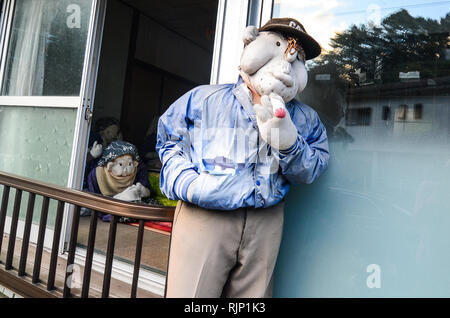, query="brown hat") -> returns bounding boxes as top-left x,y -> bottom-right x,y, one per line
259,18 -> 321,60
